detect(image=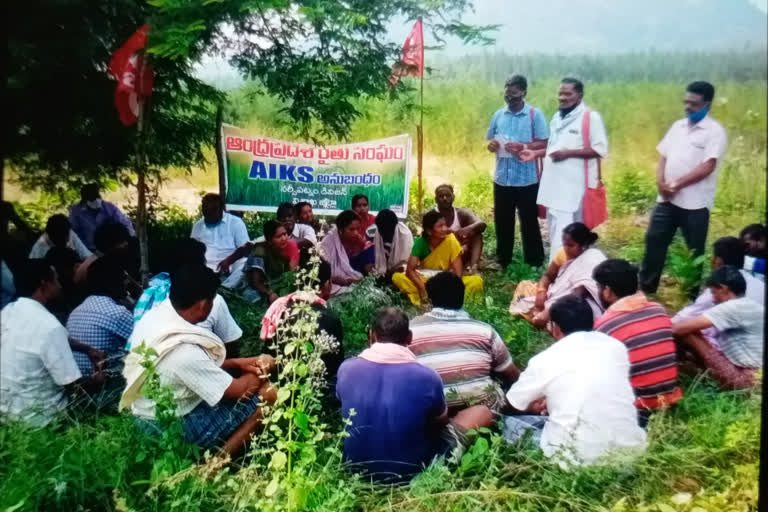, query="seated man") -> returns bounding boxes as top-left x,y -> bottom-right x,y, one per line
740,224 -> 766,280
277,201 -> 317,249
69,183 -> 135,251
29,214 -> 92,260
672,266 -> 763,390
74,222 -> 142,301
593,259 -> 682,428
367,209 -> 414,278
336,307 -> 493,483
673,237 -> 764,349
44,246 -> 87,322
503,295 -> 647,467
66,255 -> 134,408
132,238 -> 243,357
191,193 -> 250,273
410,272 -> 520,413
434,184 -> 486,272
0,260 -> 104,426
122,264 -> 277,455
